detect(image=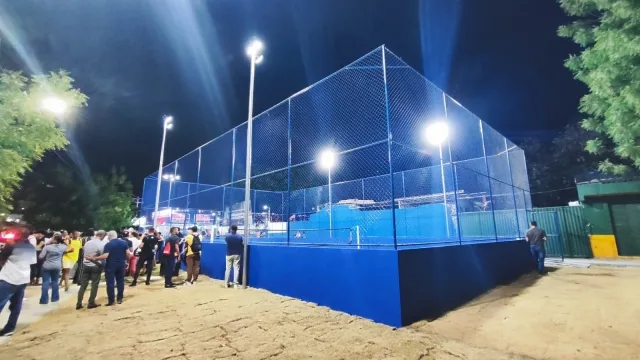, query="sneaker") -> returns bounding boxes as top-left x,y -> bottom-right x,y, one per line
129,282 -> 137,287
234,283 -> 241,289
0,329 -> 14,337
117,300 -> 123,305
76,304 -> 83,310
145,281 -> 150,286
106,302 -> 116,307
191,281 -> 197,285
183,282 -> 191,287
88,303 -> 101,309
164,284 -> 177,289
